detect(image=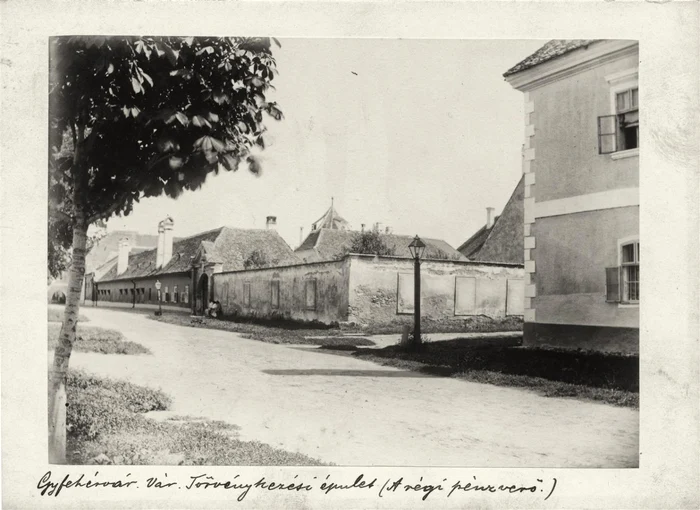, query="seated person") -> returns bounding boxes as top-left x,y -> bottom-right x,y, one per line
207,300 -> 223,318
